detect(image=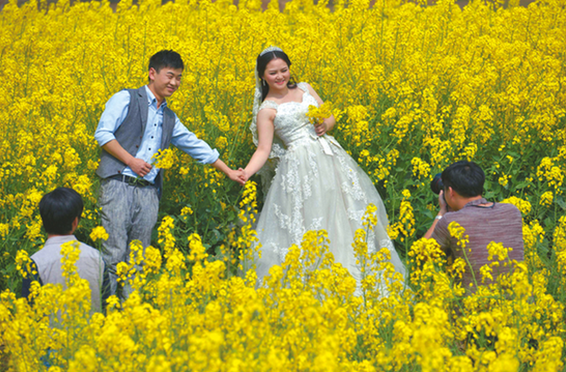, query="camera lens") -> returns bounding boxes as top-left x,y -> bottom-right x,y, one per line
430,173 -> 443,194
